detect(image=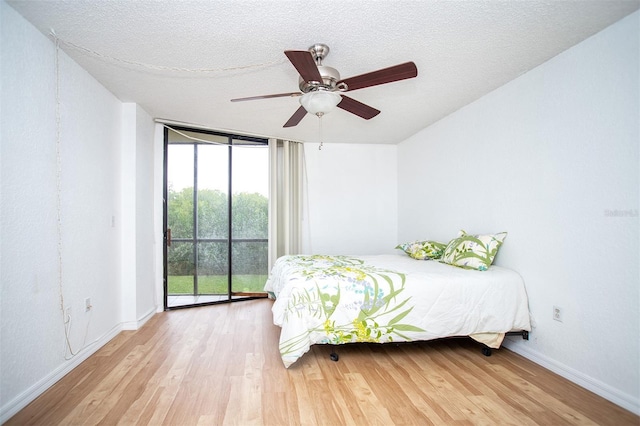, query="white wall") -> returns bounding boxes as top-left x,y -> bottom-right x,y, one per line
302,143 -> 398,255
121,103 -> 157,329
135,105 -> 159,320
0,2 -> 159,420
398,12 -> 639,413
